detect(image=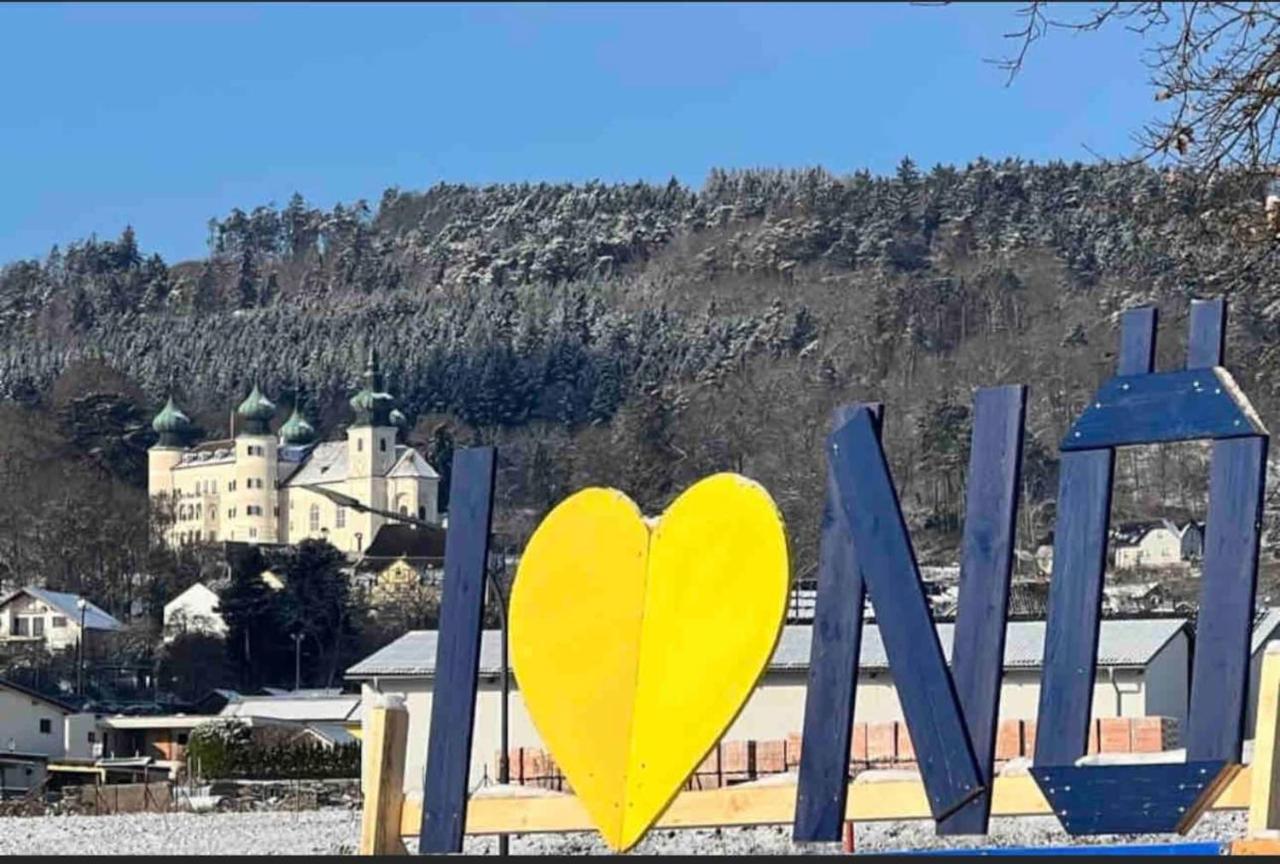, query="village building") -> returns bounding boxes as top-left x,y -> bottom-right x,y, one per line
0,587 -> 122,653
1103,582 -> 1168,615
161,583 -> 226,642
1111,520 -> 1196,570
353,523 -> 446,601
147,350 -> 440,554
0,677 -> 76,795
81,690 -> 363,779
347,617 -> 1203,796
